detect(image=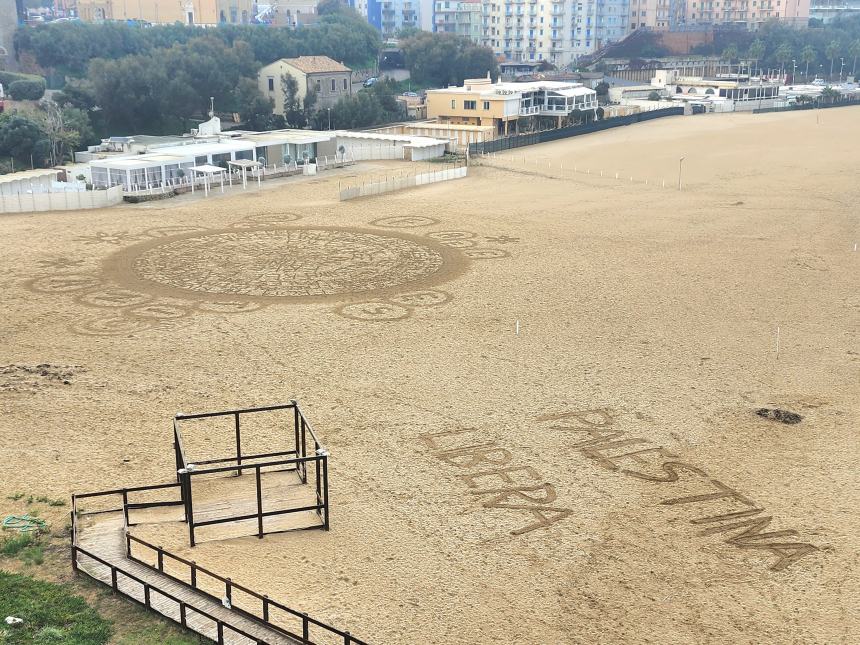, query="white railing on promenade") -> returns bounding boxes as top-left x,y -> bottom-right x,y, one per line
339,165 -> 467,201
